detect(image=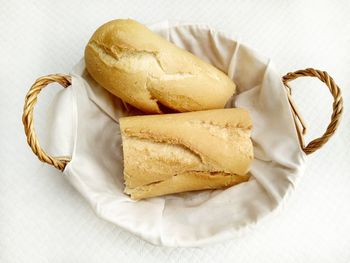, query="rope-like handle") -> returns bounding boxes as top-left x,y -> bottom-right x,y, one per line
22,74 -> 72,171
282,68 -> 343,155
